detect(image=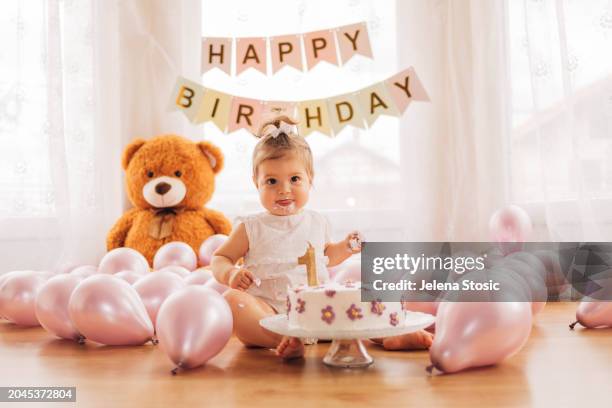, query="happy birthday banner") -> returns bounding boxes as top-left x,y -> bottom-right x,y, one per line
170,66 -> 430,137
202,22 -> 373,76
